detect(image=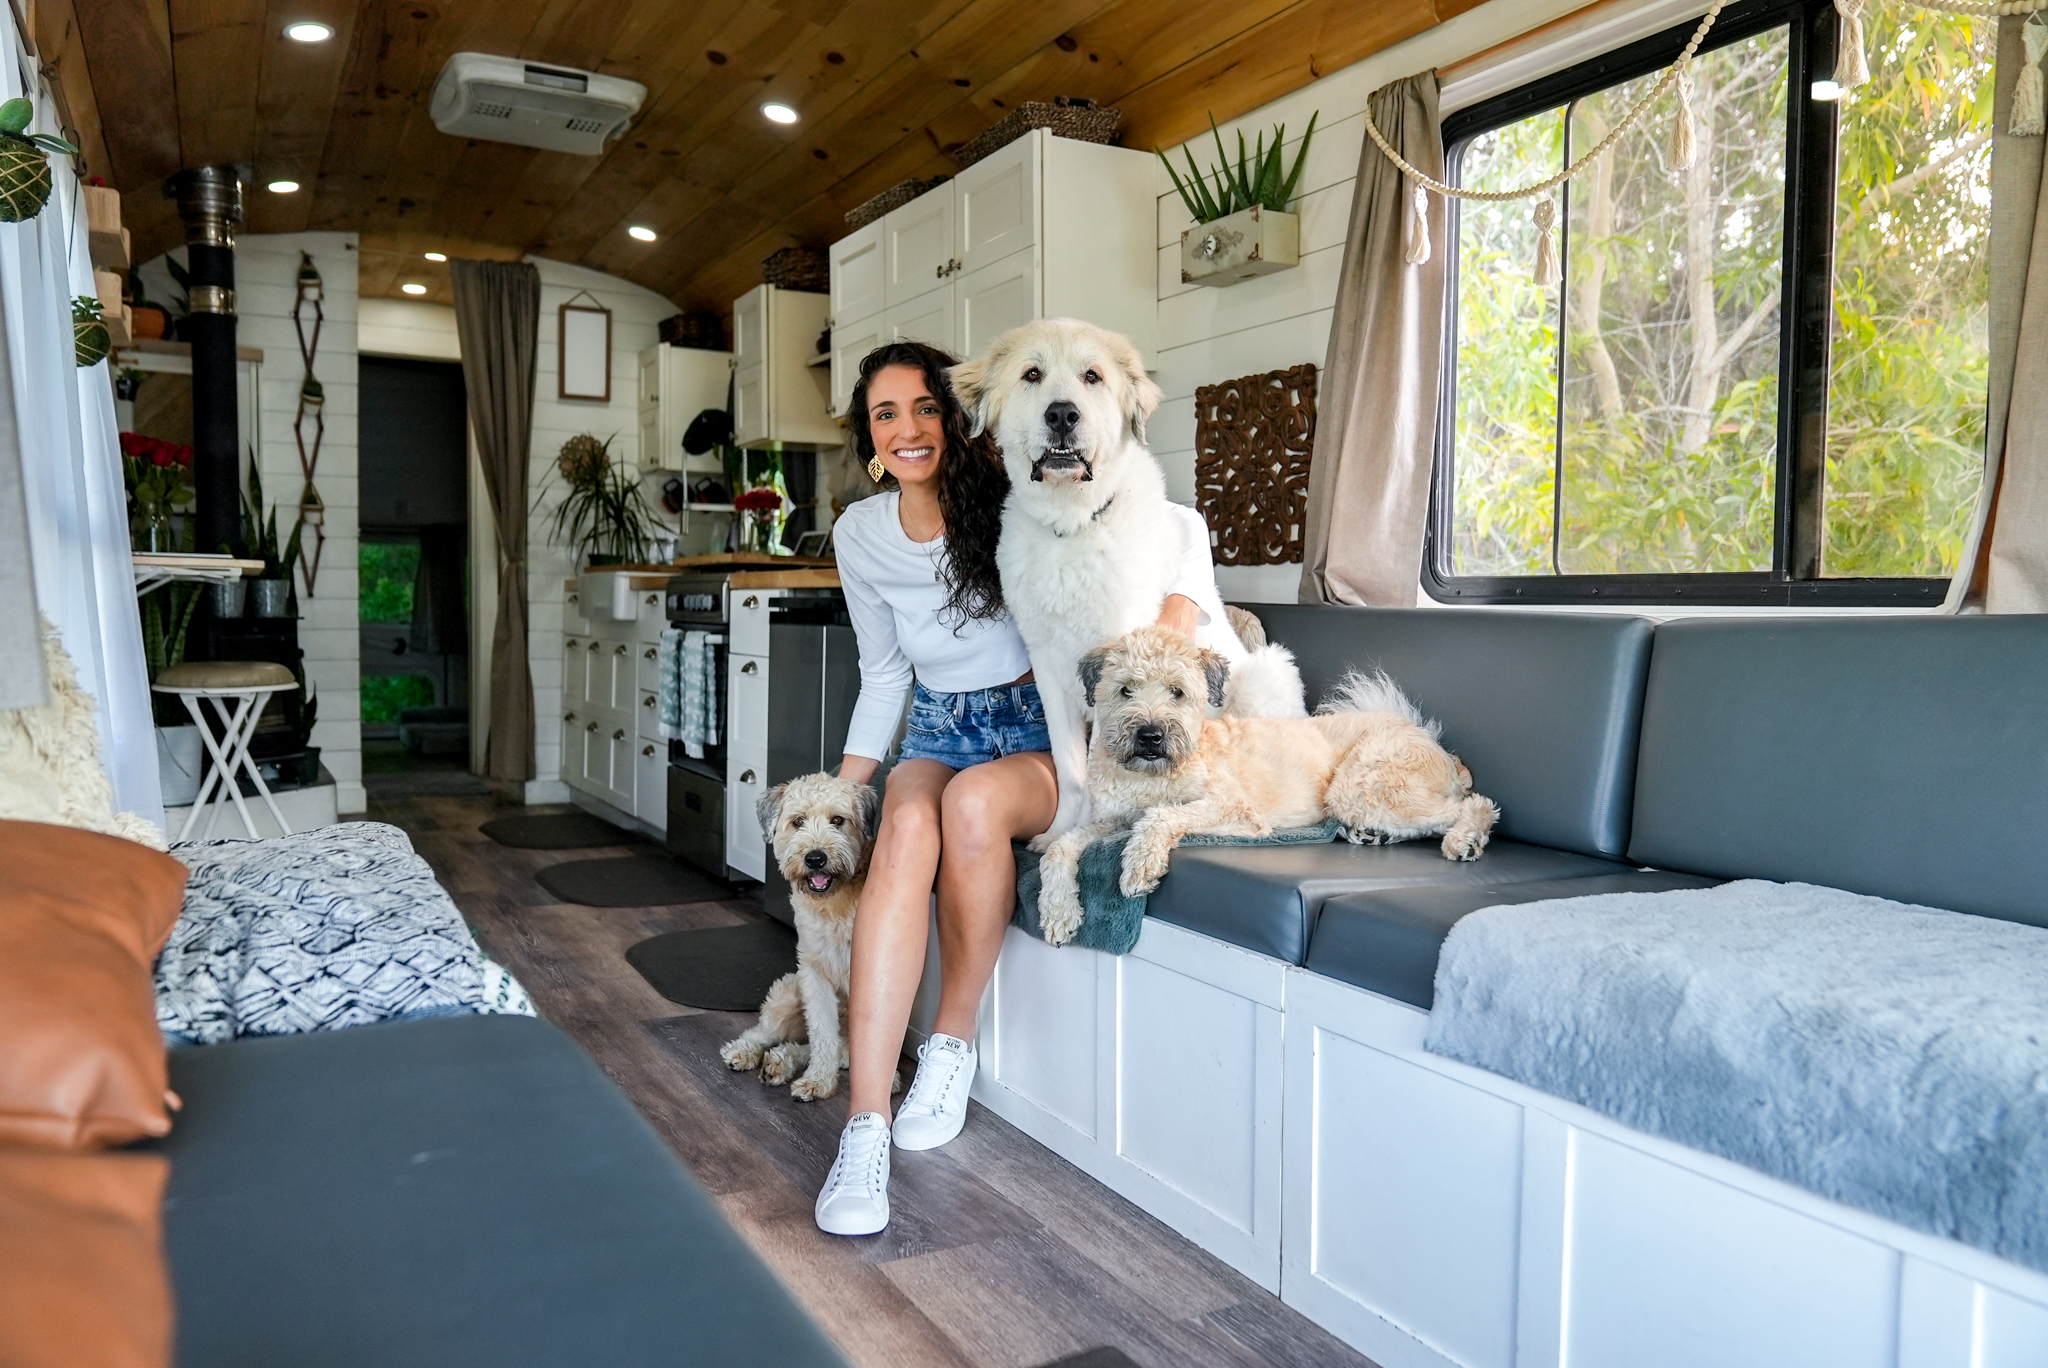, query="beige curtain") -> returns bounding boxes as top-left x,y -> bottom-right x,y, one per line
1948,17 -> 2048,611
451,260 -> 540,782
1299,72 -> 1447,605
